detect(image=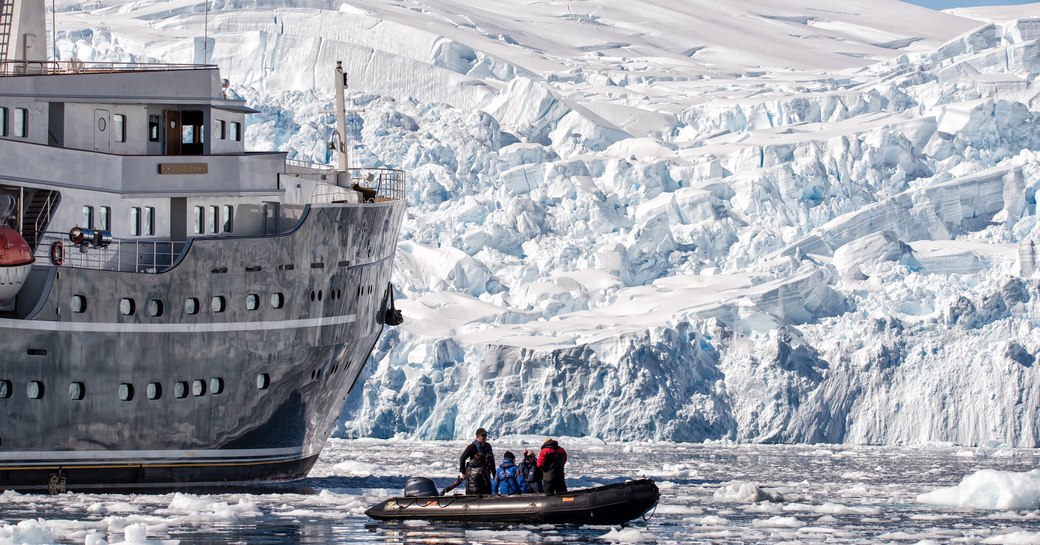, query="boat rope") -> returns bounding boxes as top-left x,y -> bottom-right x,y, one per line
641,501 -> 658,522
